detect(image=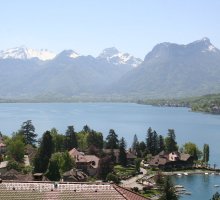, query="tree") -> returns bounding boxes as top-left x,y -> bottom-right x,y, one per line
98,155 -> 114,180
183,142 -> 201,160
106,173 -> 120,184
7,135 -> 25,162
87,130 -> 103,149
158,135 -> 165,153
135,158 -> 141,173
139,141 -> 146,156
211,192 -> 220,200
64,126 -> 78,150
20,120 -> 37,146
45,159 -> 61,181
119,137 -> 127,167
203,144 -> 209,164
49,151 -> 75,174
51,128 -> 65,152
132,134 -> 138,152
146,127 -> 154,154
34,131 -> 53,173
152,130 -> 158,155
131,134 -> 141,157
165,129 -> 178,152
105,129 -> 119,149
159,176 -> 178,200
